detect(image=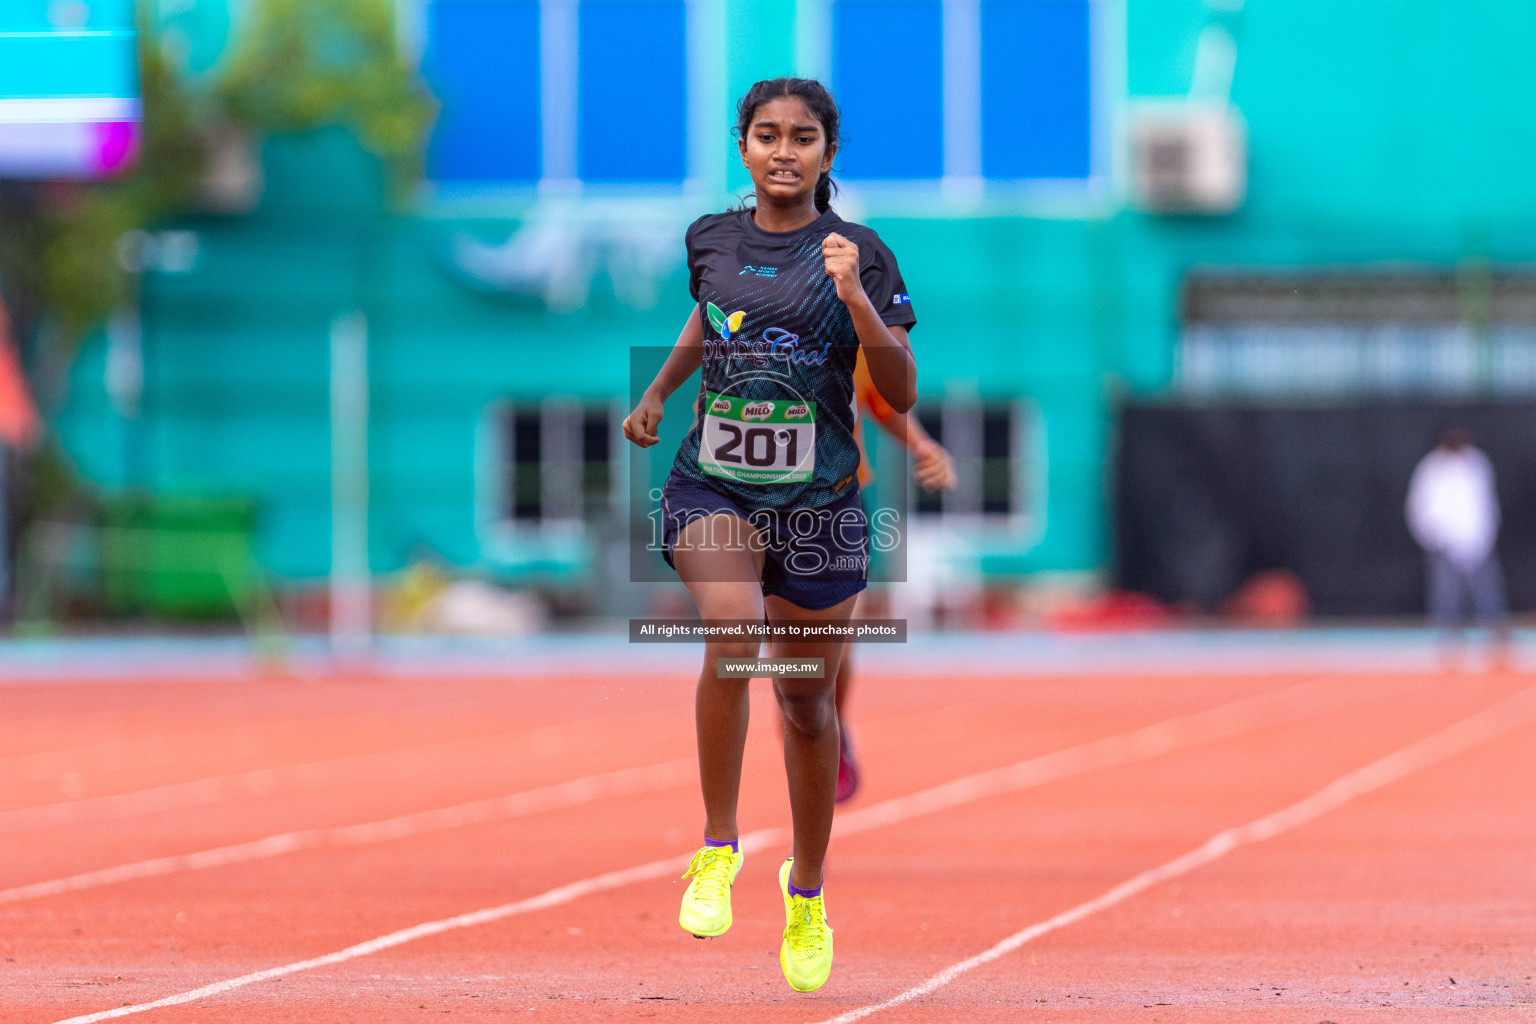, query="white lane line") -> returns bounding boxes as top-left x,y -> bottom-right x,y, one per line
0,695 -> 488,782
44,826 -> 787,1024
12,674 -> 1350,906
1,757 -> 406,833
45,675 -> 1385,1021
830,673 -> 1354,840
0,725 -> 615,833
2,759 -> 695,905
815,683 -> 1536,1024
